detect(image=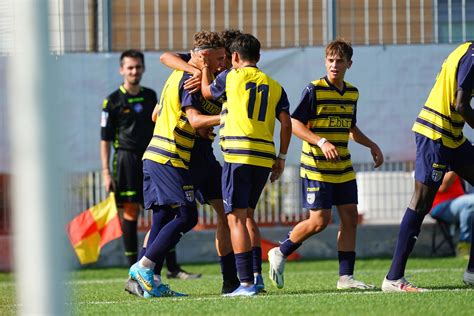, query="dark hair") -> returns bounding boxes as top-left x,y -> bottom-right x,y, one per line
325,39 -> 353,61
220,29 -> 243,57
120,49 -> 145,66
229,33 -> 260,63
193,31 -> 224,50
